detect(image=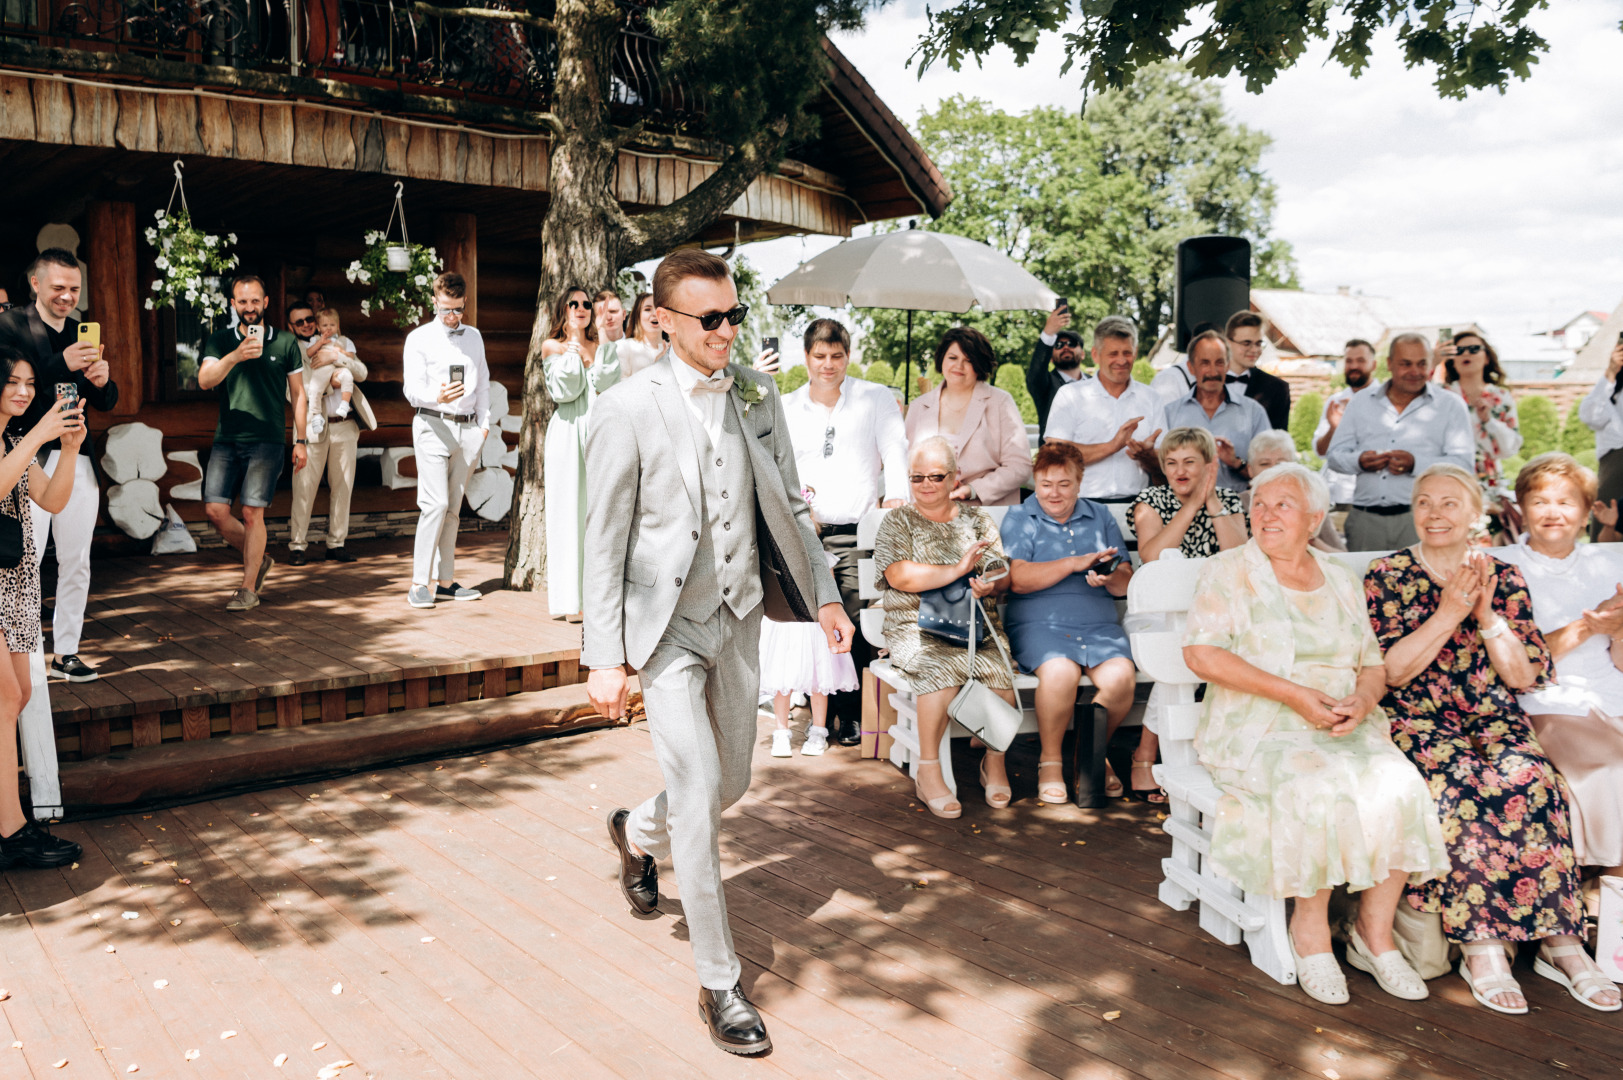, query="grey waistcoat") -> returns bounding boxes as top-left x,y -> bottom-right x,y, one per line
672,394 -> 762,622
